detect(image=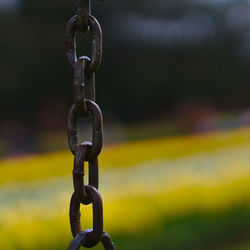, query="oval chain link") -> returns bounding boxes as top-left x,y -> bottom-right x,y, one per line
73,142 -> 99,204
66,14 -> 102,73
67,100 -> 103,159
69,185 -> 103,247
